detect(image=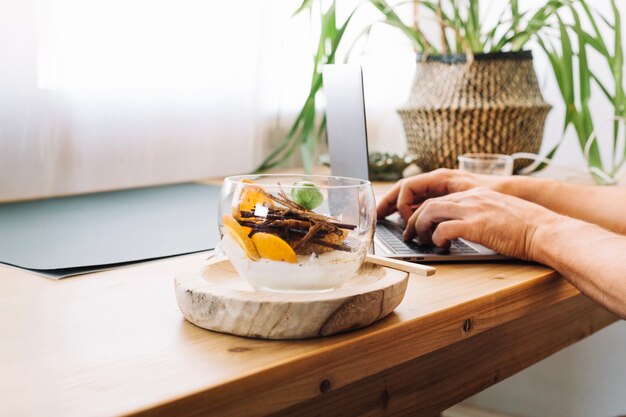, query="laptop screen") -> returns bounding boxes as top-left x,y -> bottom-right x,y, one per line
323,64 -> 370,181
